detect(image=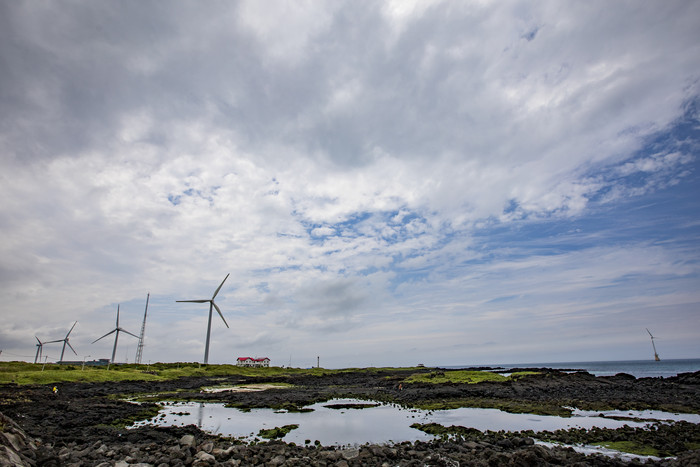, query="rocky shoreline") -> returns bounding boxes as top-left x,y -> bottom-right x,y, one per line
2,367 -> 700,466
